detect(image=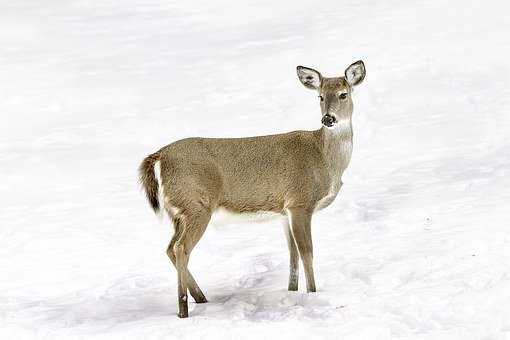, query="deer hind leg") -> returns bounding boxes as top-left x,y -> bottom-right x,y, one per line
283,216 -> 299,291
167,219 -> 207,304
288,208 -> 316,292
168,206 -> 211,318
